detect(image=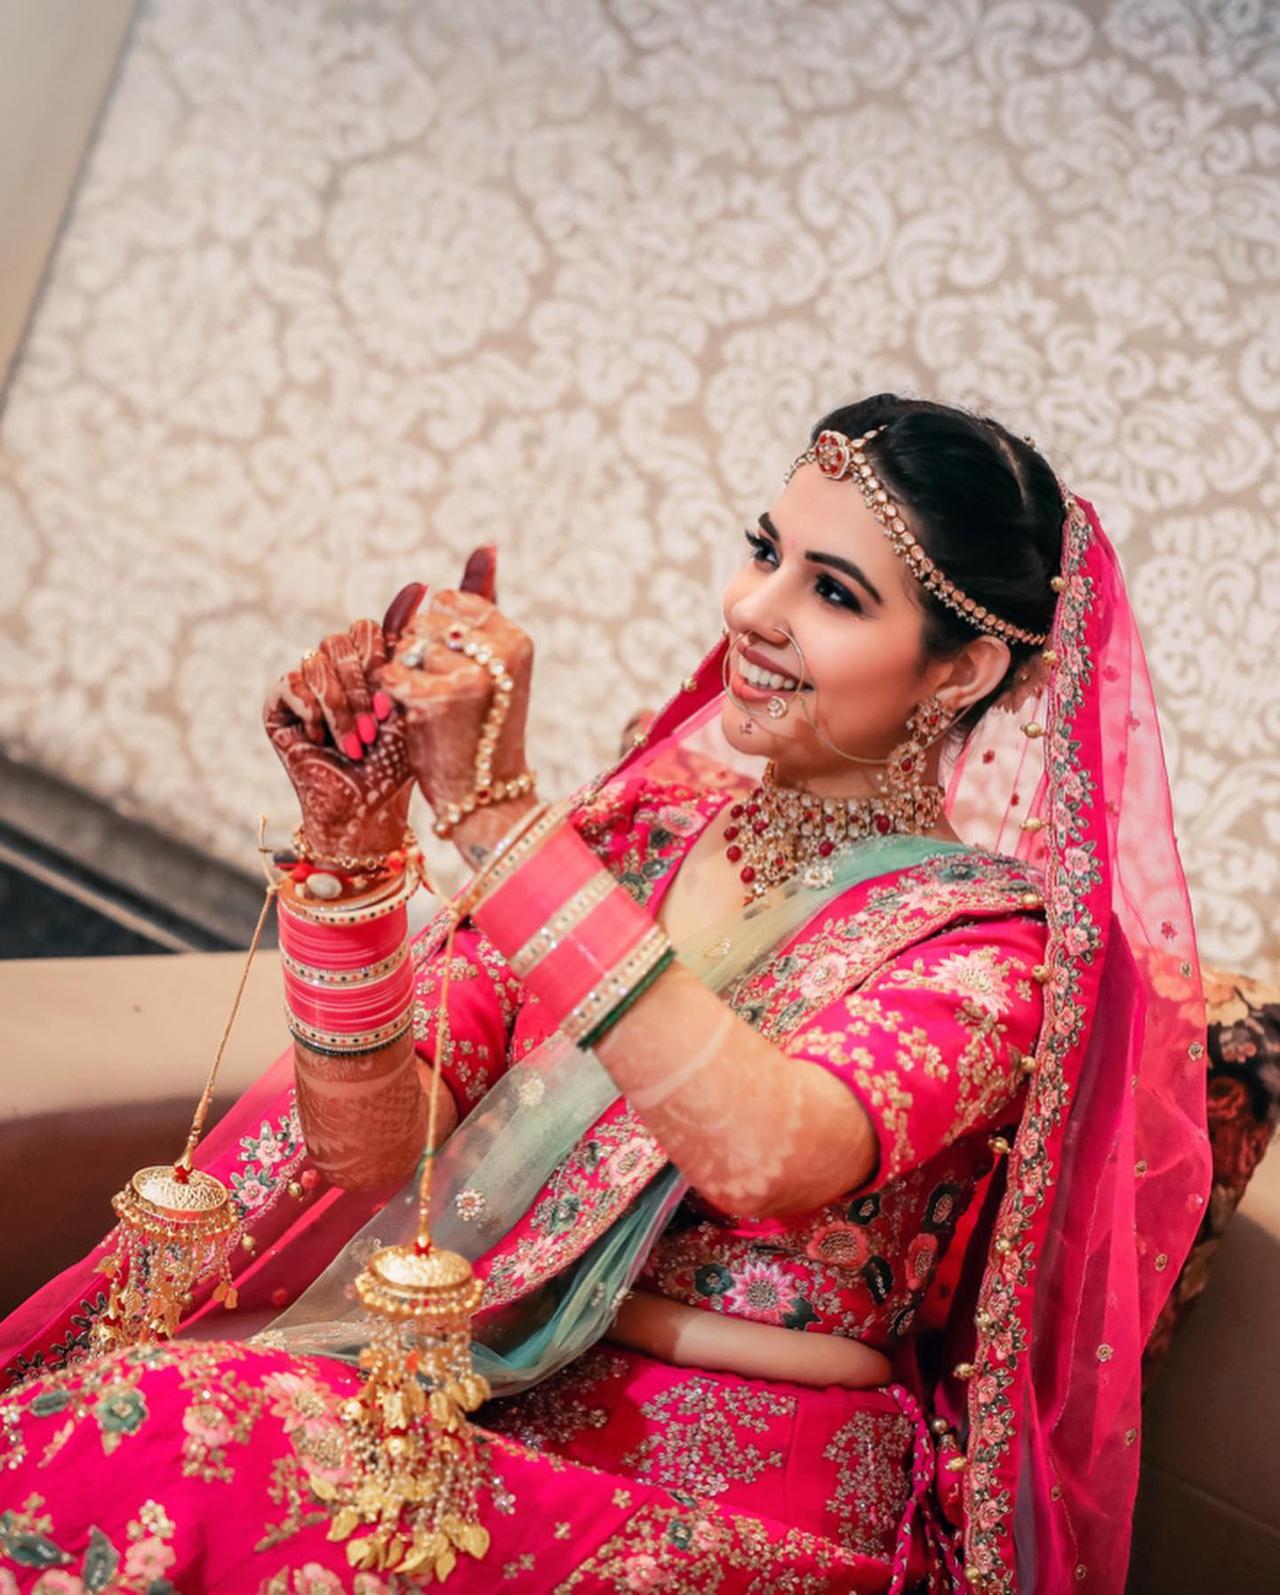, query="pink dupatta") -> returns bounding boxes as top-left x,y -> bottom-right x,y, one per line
935,494 -> 1210,1592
